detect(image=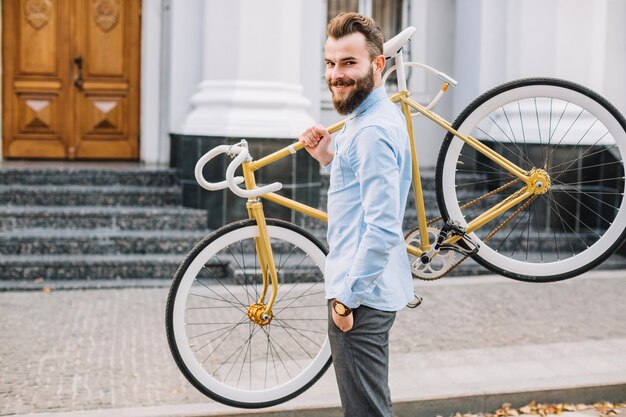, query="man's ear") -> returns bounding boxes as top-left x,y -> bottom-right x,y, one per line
373,55 -> 386,75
